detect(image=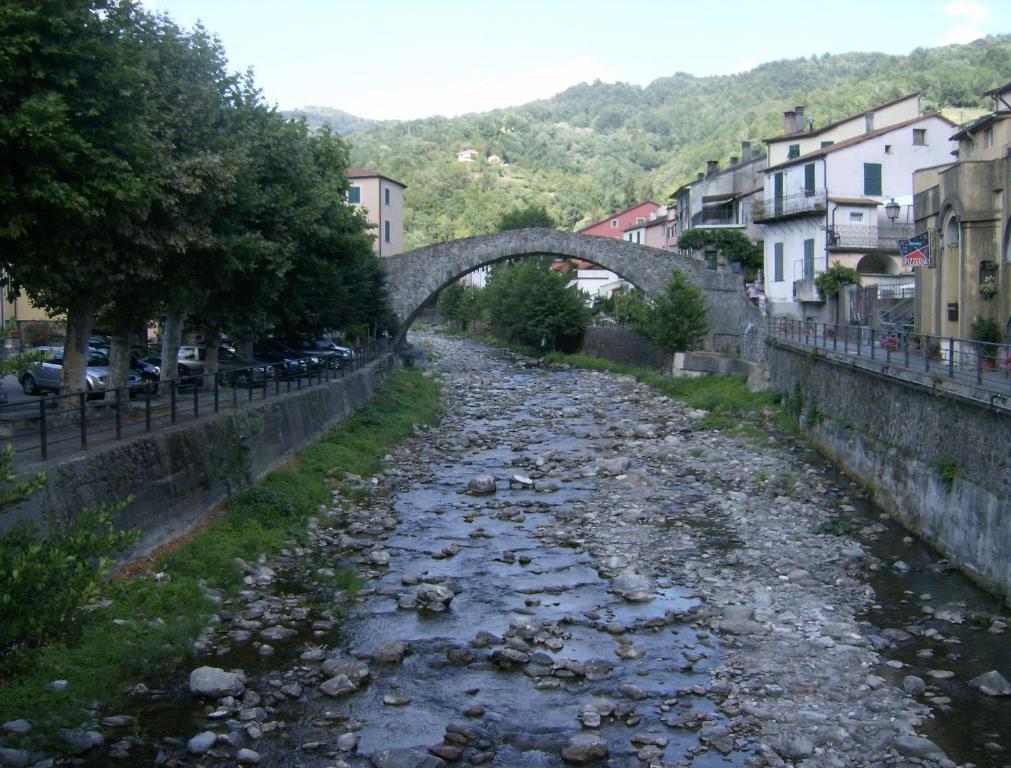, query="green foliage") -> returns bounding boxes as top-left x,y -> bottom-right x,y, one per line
676,229 -> 762,270
483,261 -> 590,351
816,517 -> 854,536
0,501 -> 138,664
334,38 -> 1011,245
814,261 -> 861,297
437,282 -> 483,330
635,270 -> 709,354
496,204 -> 556,231
970,316 -> 1003,361
936,457 -> 958,493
